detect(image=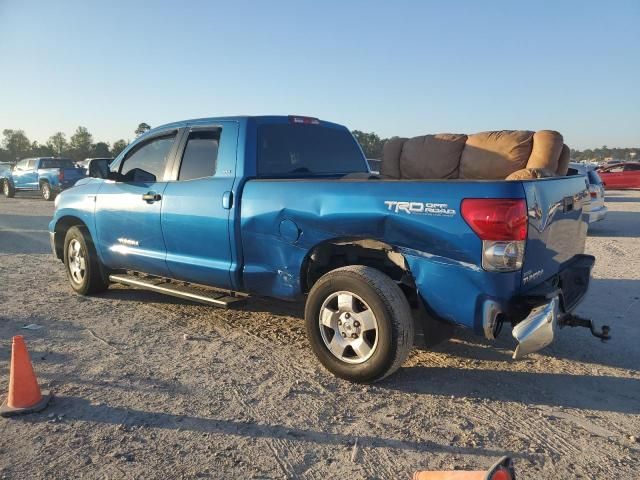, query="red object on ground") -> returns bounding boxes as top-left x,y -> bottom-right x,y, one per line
413,457 -> 515,480
0,335 -> 52,417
